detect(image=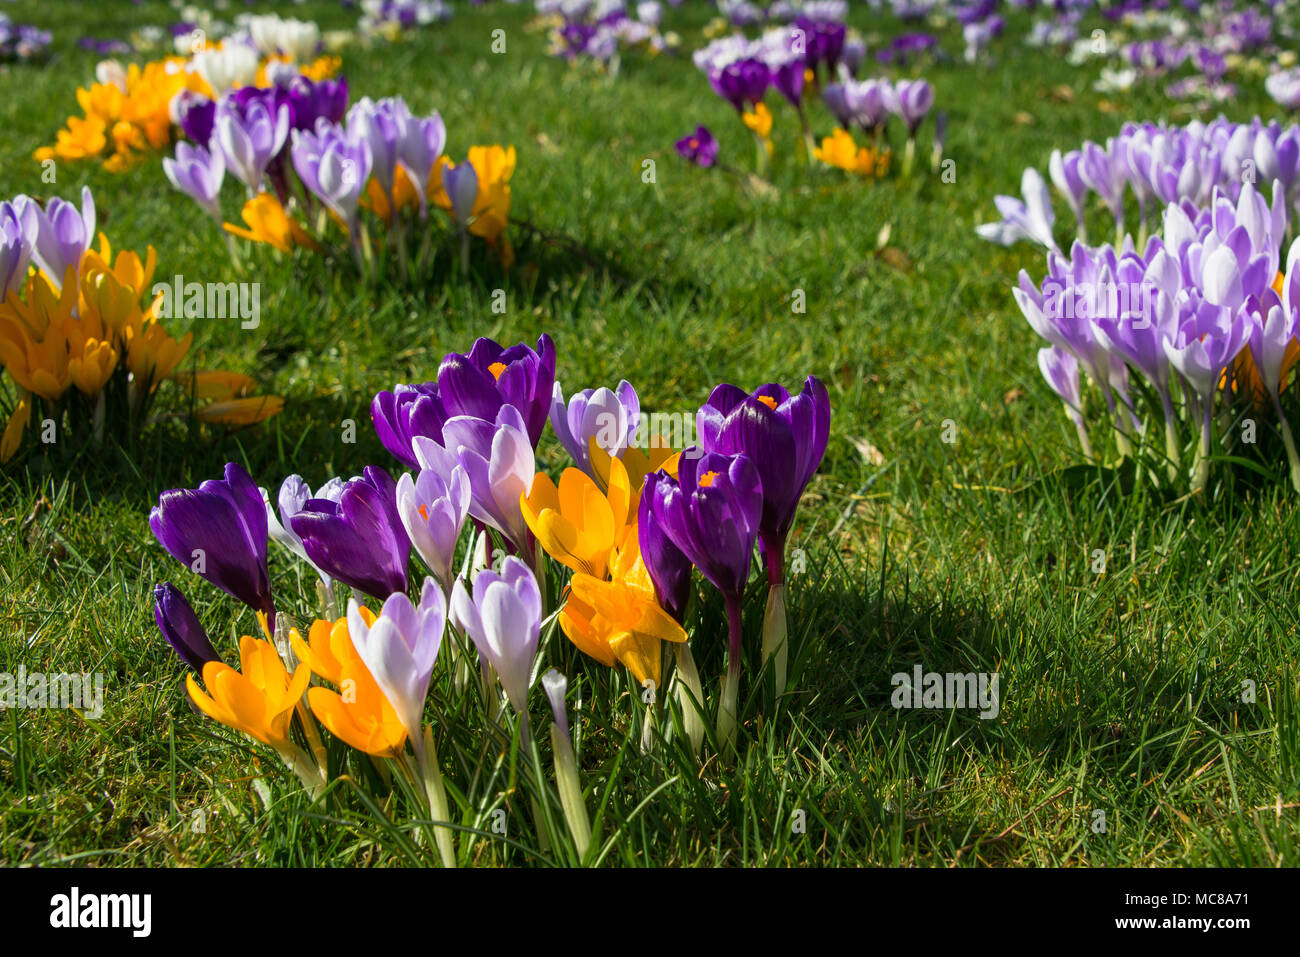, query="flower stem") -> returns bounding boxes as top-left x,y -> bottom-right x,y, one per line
414,726 -> 456,868
717,593 -> 744,756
